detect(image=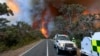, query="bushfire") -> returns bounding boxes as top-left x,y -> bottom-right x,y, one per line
7,0 -> 19,13
6,0 -> 100,38
40,22 -> 48,38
